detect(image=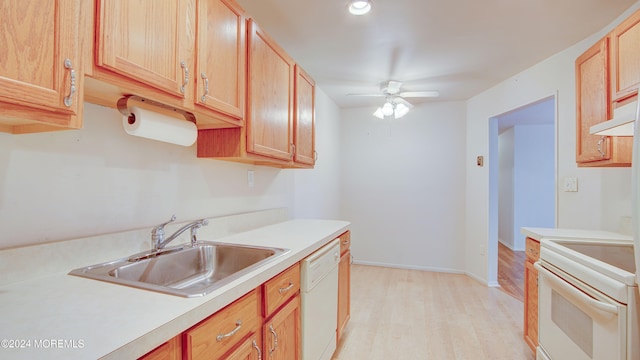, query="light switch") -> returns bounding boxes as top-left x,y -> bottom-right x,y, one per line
563,177 -> 578,192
